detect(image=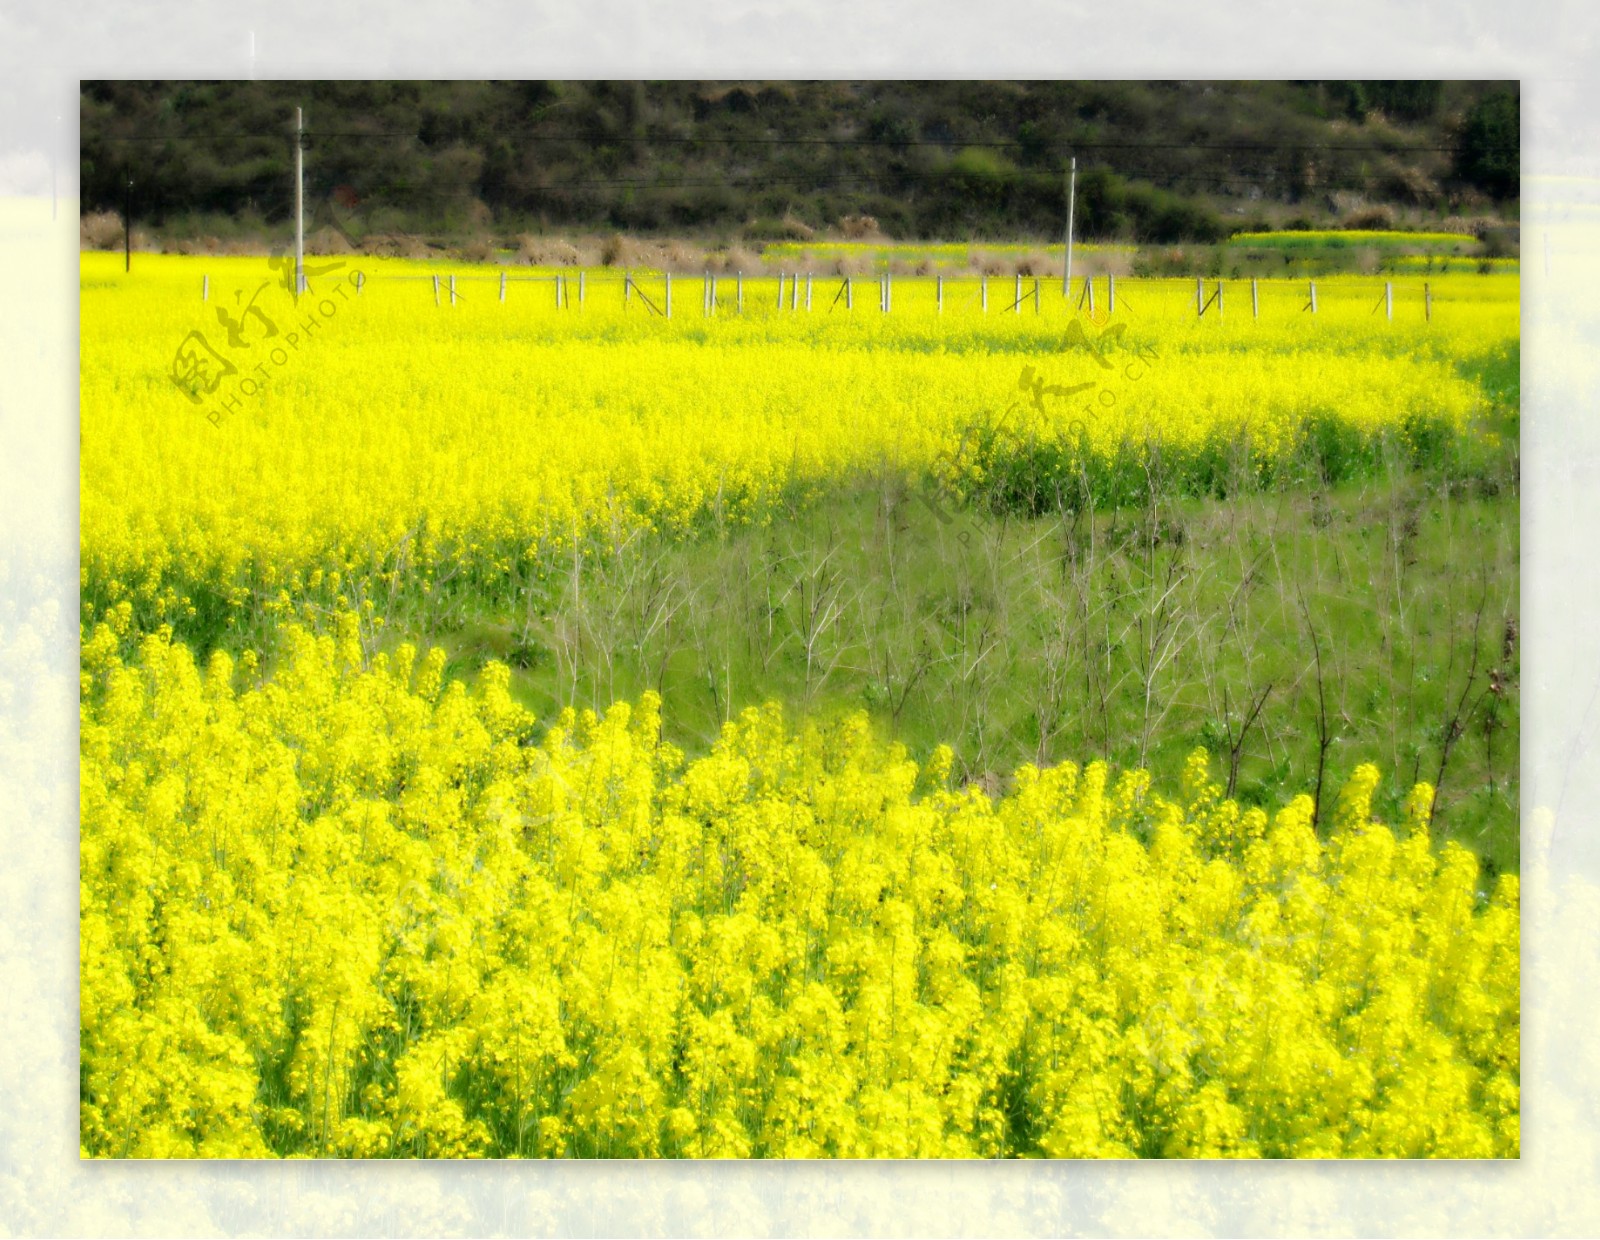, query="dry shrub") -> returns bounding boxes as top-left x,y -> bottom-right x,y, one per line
600,233 -> 648,267
518,235 -> 582,266
361,233 -> 432,260
1434,215 -> 1487,239
711,245 -> 761,275
967,247 -> 1004,275
1343,207 -> 1396,231
566,238 -> 605,267
307,226 -> 355,256
81,211 -> 124,250
837,214 -> 881,240
459,239 -> 497,265
831,254 -> 870,277
977,252 -> 1010,277
1099,250 -> 1134,278
779,212 -> 816,241
663,240 -> 703,272
1379,167 -> 1438,207
169,237 -> 224,256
